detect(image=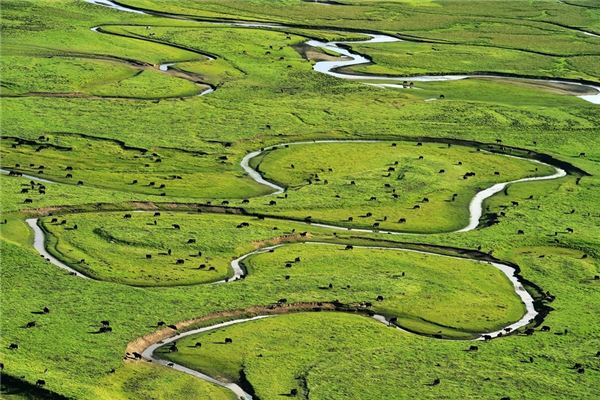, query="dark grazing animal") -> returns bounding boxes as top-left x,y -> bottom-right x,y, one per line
224,337 -> 233,344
